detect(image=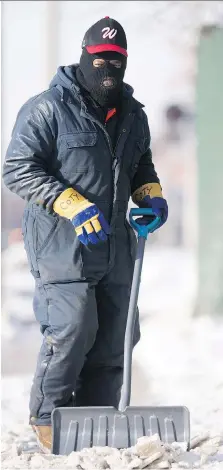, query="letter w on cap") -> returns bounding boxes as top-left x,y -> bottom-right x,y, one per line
102,27 -> 117,39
